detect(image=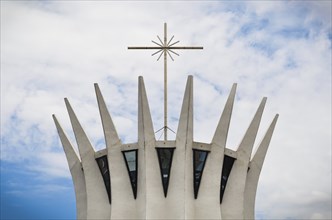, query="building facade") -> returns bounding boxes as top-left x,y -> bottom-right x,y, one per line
53,75 -> 278,219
